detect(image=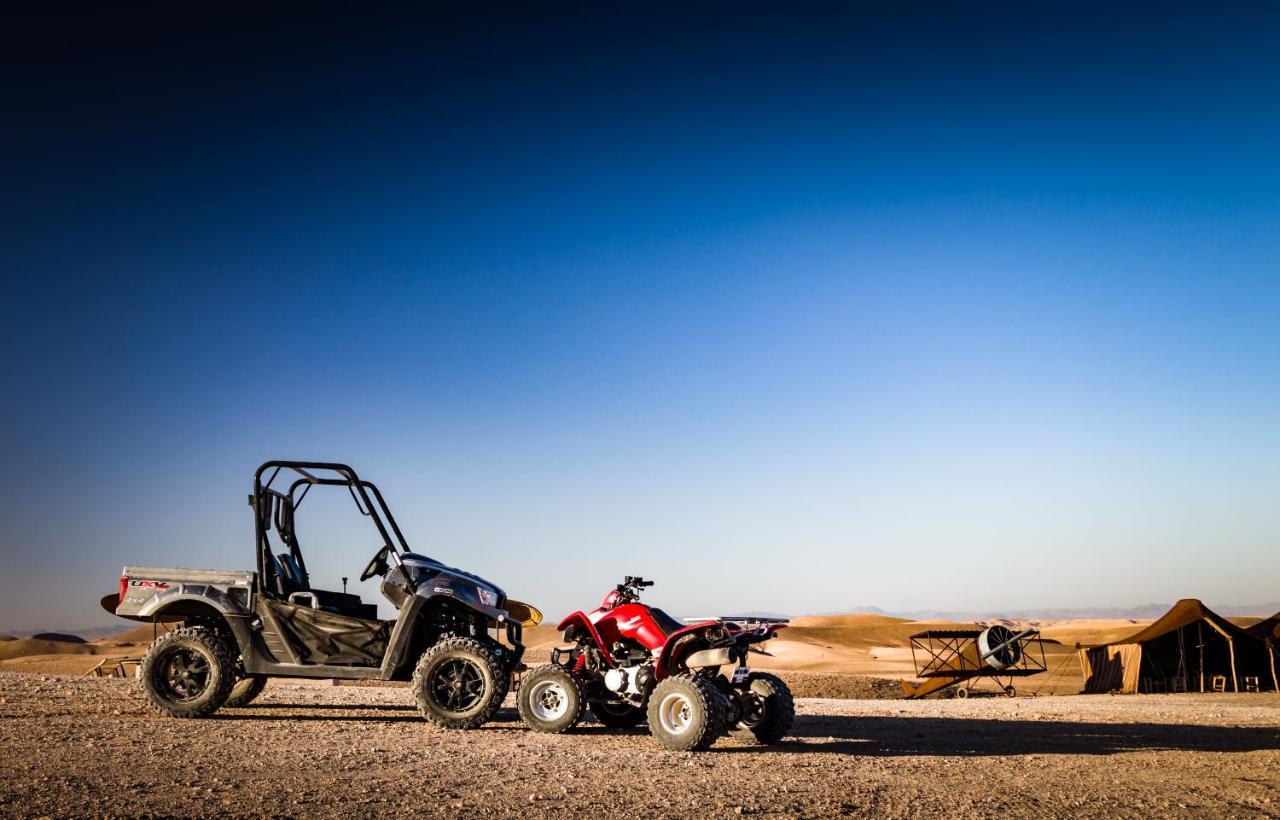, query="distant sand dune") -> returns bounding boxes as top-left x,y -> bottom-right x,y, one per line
0,613 -> 1194,697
